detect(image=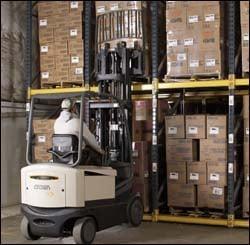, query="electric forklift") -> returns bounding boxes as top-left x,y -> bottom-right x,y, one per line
20,42 -> 144,244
